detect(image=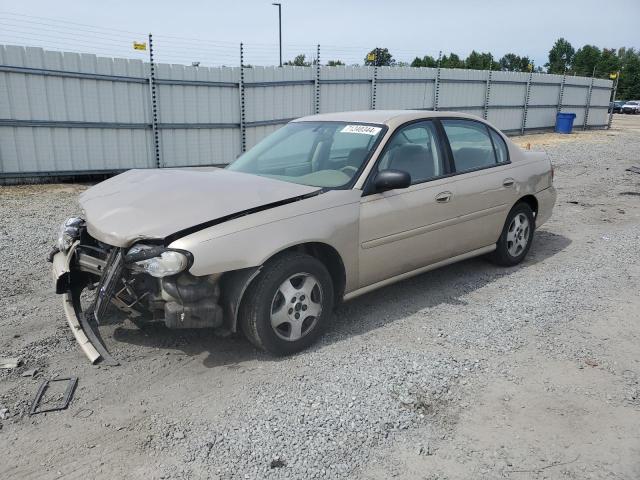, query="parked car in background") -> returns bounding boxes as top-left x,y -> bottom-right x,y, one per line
609,100 -> 625,113
51,110 -> 556,363
622,101 -> 640,114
